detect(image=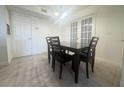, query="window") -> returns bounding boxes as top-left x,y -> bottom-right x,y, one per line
70,15 -> 94,47
70,22 -> 78,45
81,17 -> 93,47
